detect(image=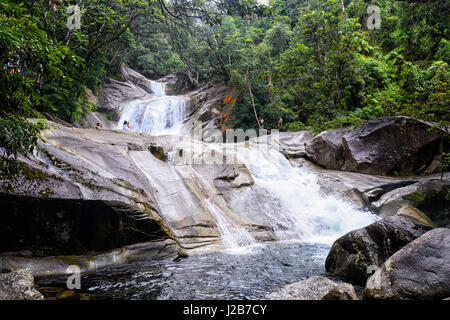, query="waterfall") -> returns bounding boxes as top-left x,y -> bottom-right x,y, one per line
204,199 -> 256,253
117,80 -> 186,135
150,80 -> 166,96
225,144 -> 379,244
118,78 -> 378,249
